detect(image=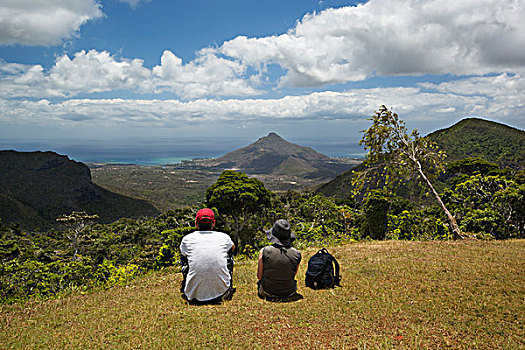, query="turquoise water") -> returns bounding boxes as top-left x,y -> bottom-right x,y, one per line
75,156 -> 193,166
0,138 -> 365,166
0,138 -> 232,166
